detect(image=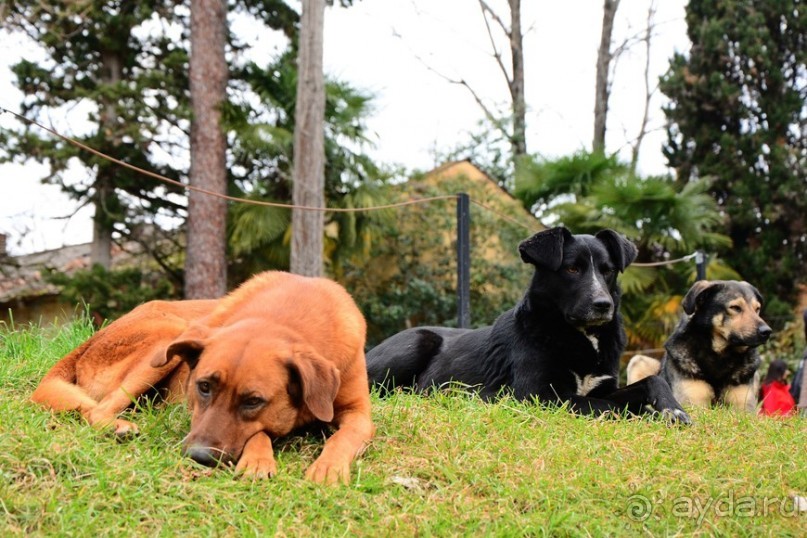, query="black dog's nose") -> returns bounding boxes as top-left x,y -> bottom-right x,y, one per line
184,445 -> 234,467
592,298 -> 613,312
758,325 -> 773,341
